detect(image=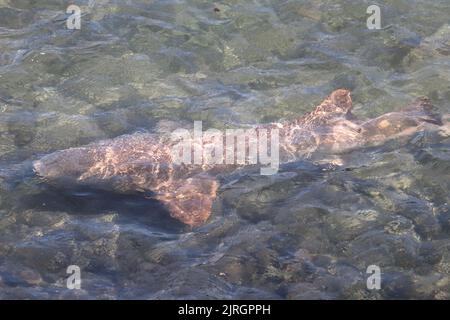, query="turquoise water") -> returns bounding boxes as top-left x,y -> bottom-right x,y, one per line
0,0 -> 449,299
